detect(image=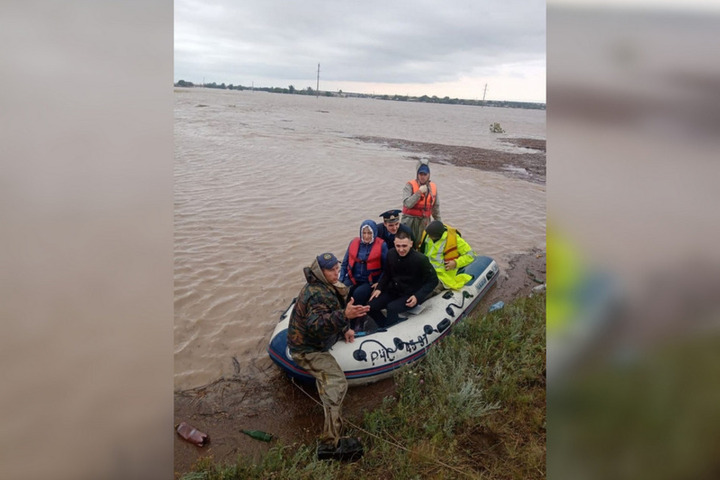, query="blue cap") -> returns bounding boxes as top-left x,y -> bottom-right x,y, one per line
379,209 -> 401,223
317,252 -> 339,270
417,164 -> 430,174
